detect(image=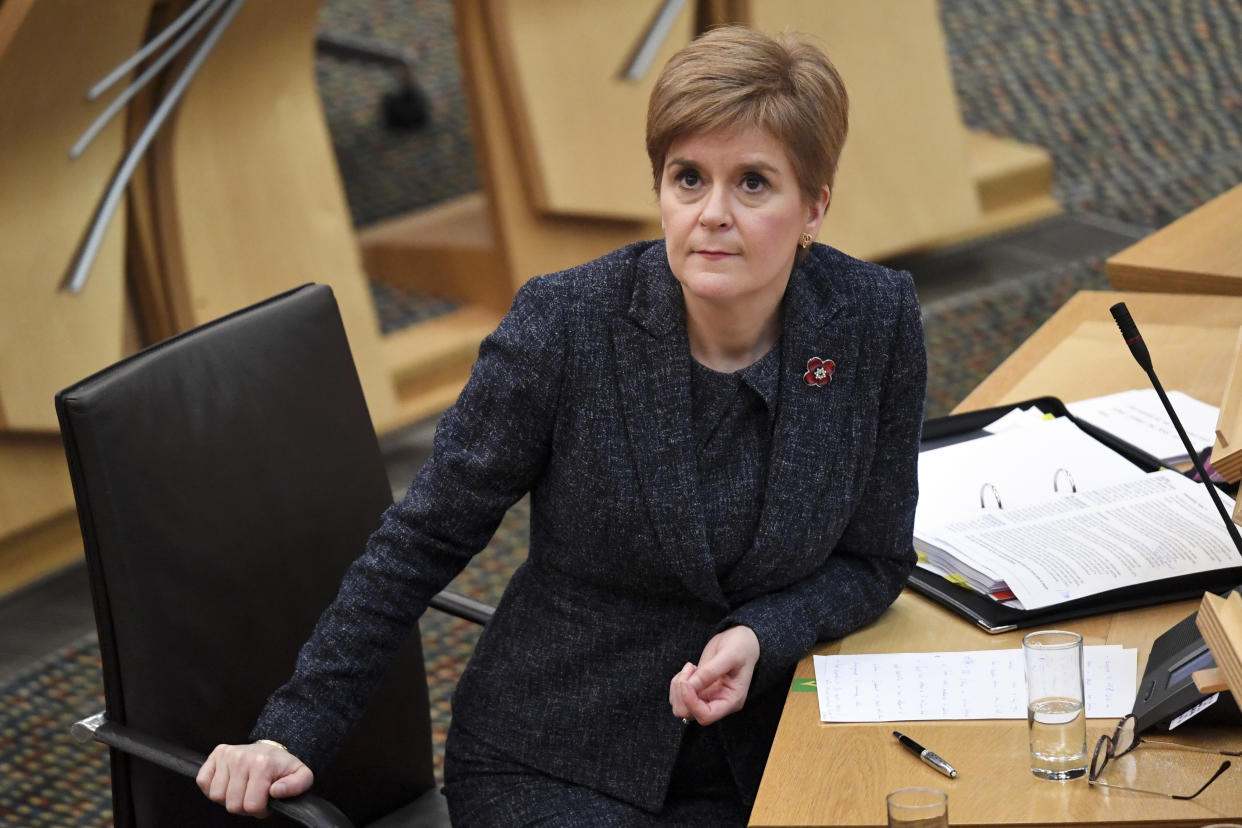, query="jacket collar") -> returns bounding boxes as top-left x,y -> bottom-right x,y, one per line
611,243 -> 854,606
